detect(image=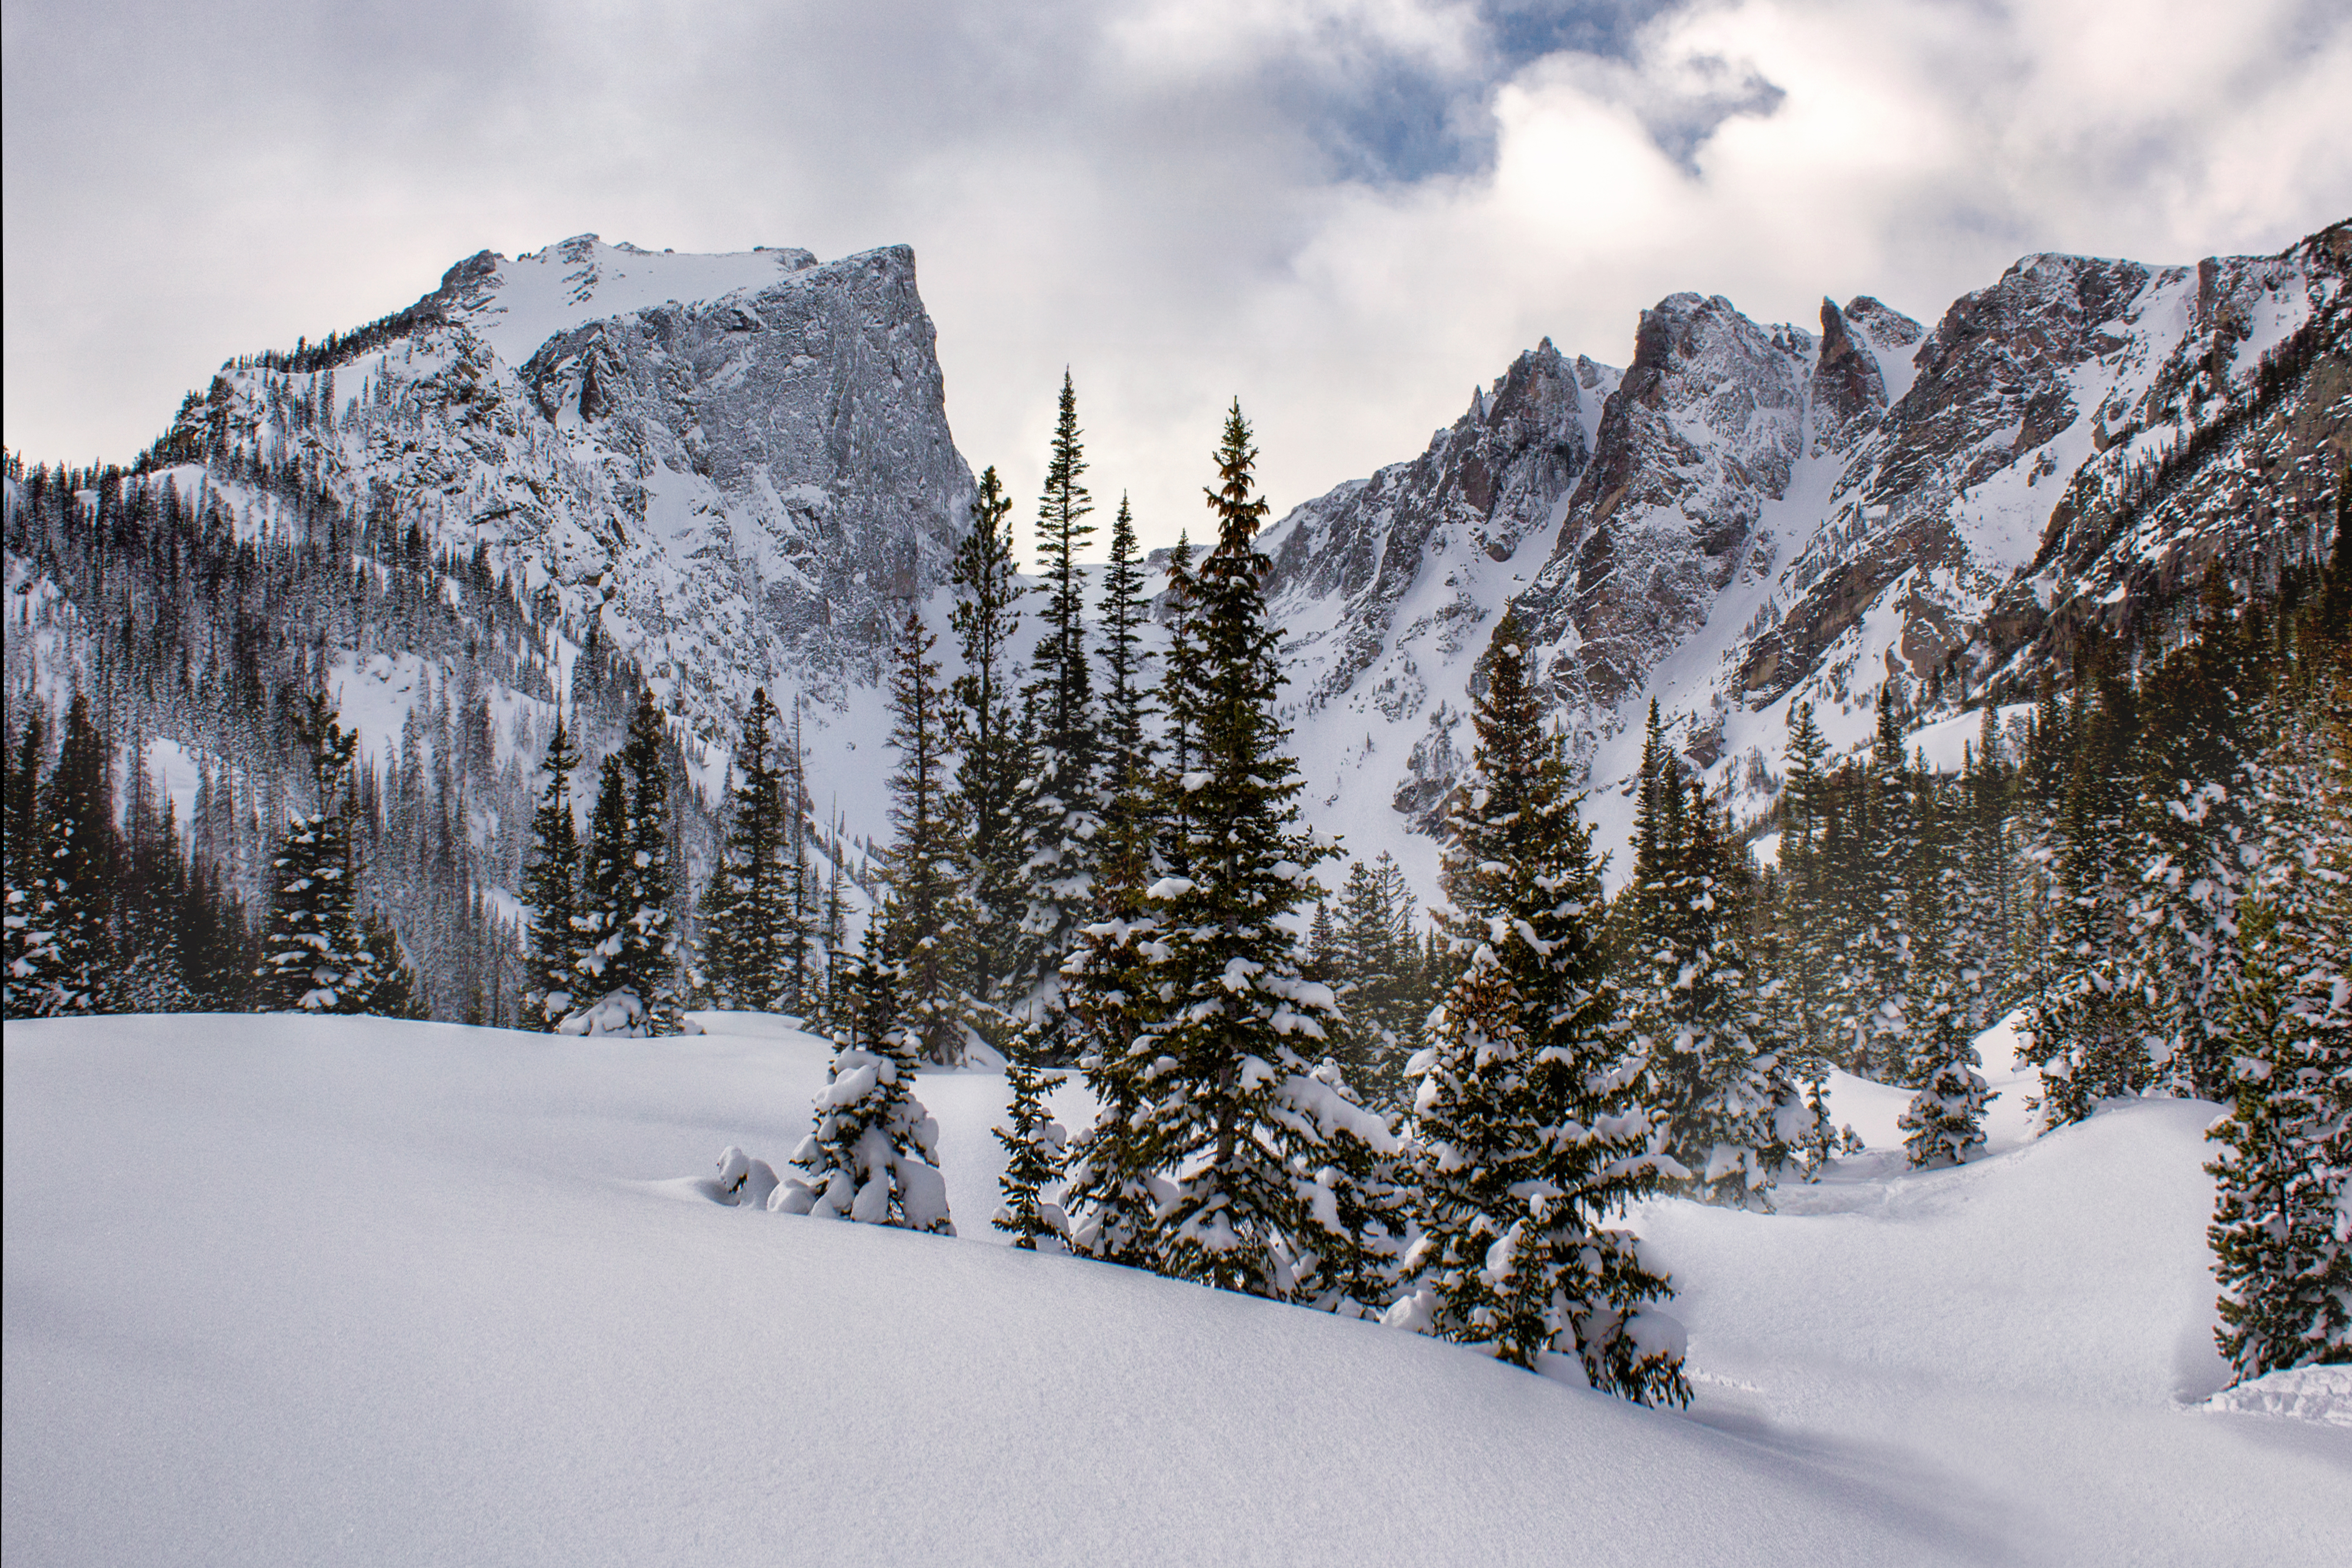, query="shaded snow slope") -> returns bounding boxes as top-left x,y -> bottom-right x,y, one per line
8,1014 -> 2346,1566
